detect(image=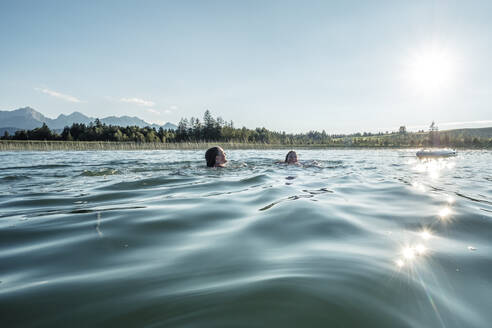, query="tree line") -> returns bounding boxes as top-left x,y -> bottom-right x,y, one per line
1,110 -> 491,148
